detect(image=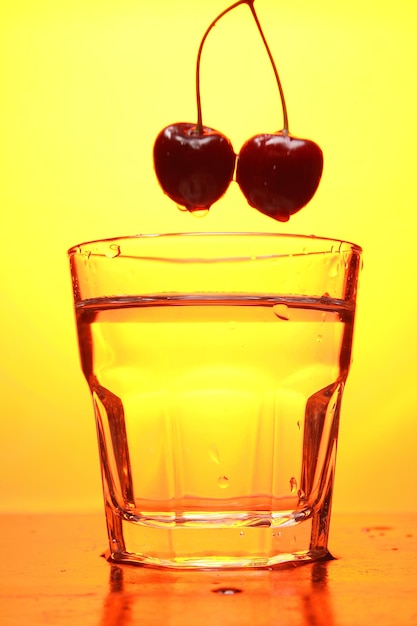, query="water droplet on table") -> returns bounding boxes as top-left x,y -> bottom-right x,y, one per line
212,587 -> 242,595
